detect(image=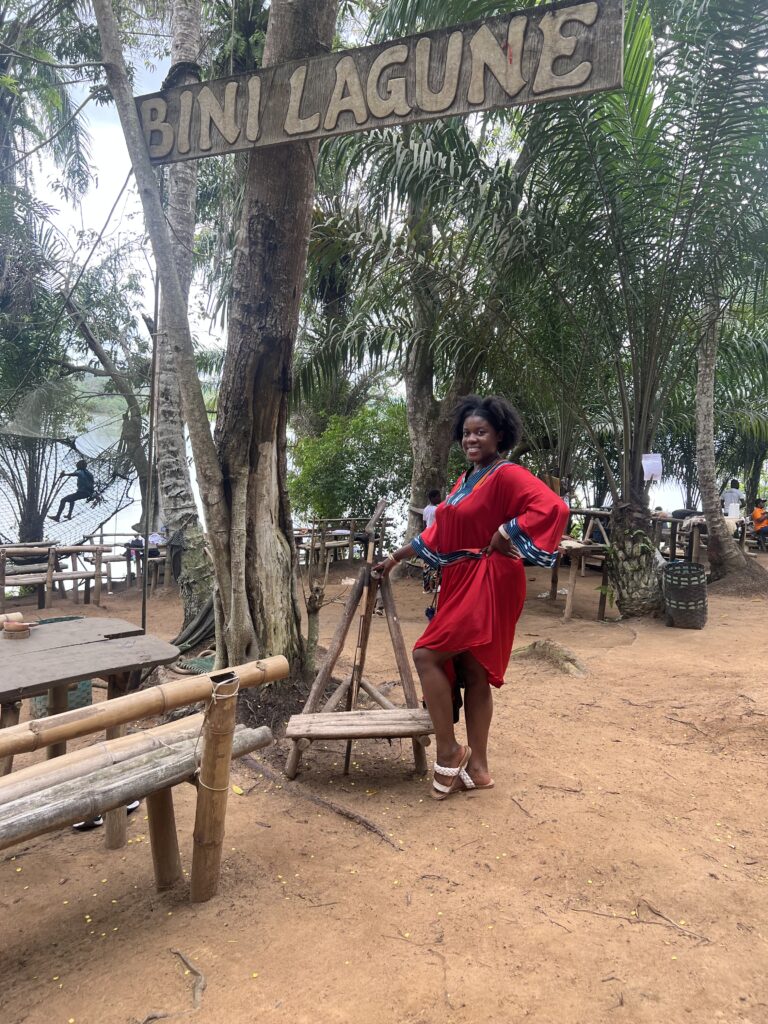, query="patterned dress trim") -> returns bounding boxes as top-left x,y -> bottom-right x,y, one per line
504,517 -> 560,567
